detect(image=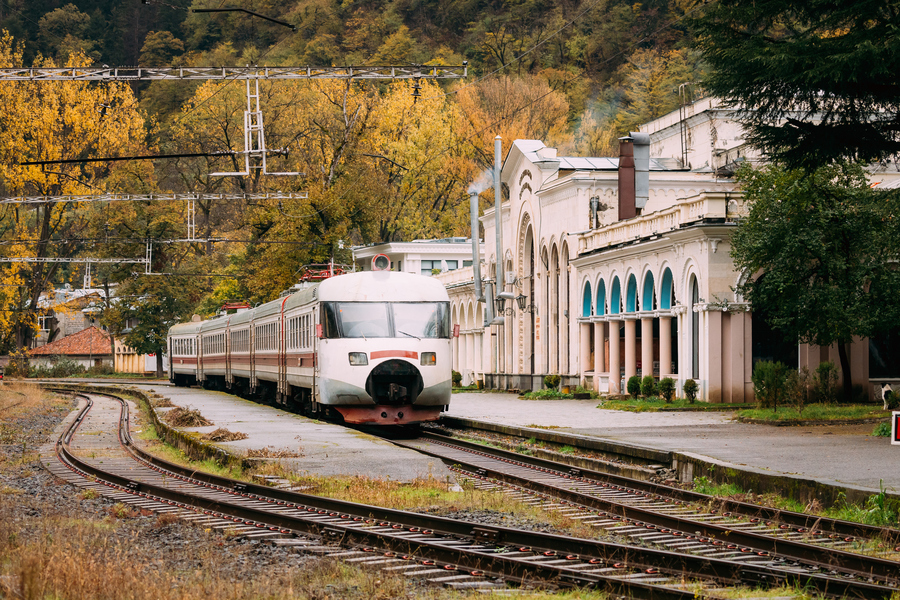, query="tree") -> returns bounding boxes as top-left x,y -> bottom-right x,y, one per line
732,162 -> 900,402
139,31 -> 185,66
454,75 -> 572,167
103,275 -> 202,377
0,34 -> 150,348
692,0 -> 900,171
